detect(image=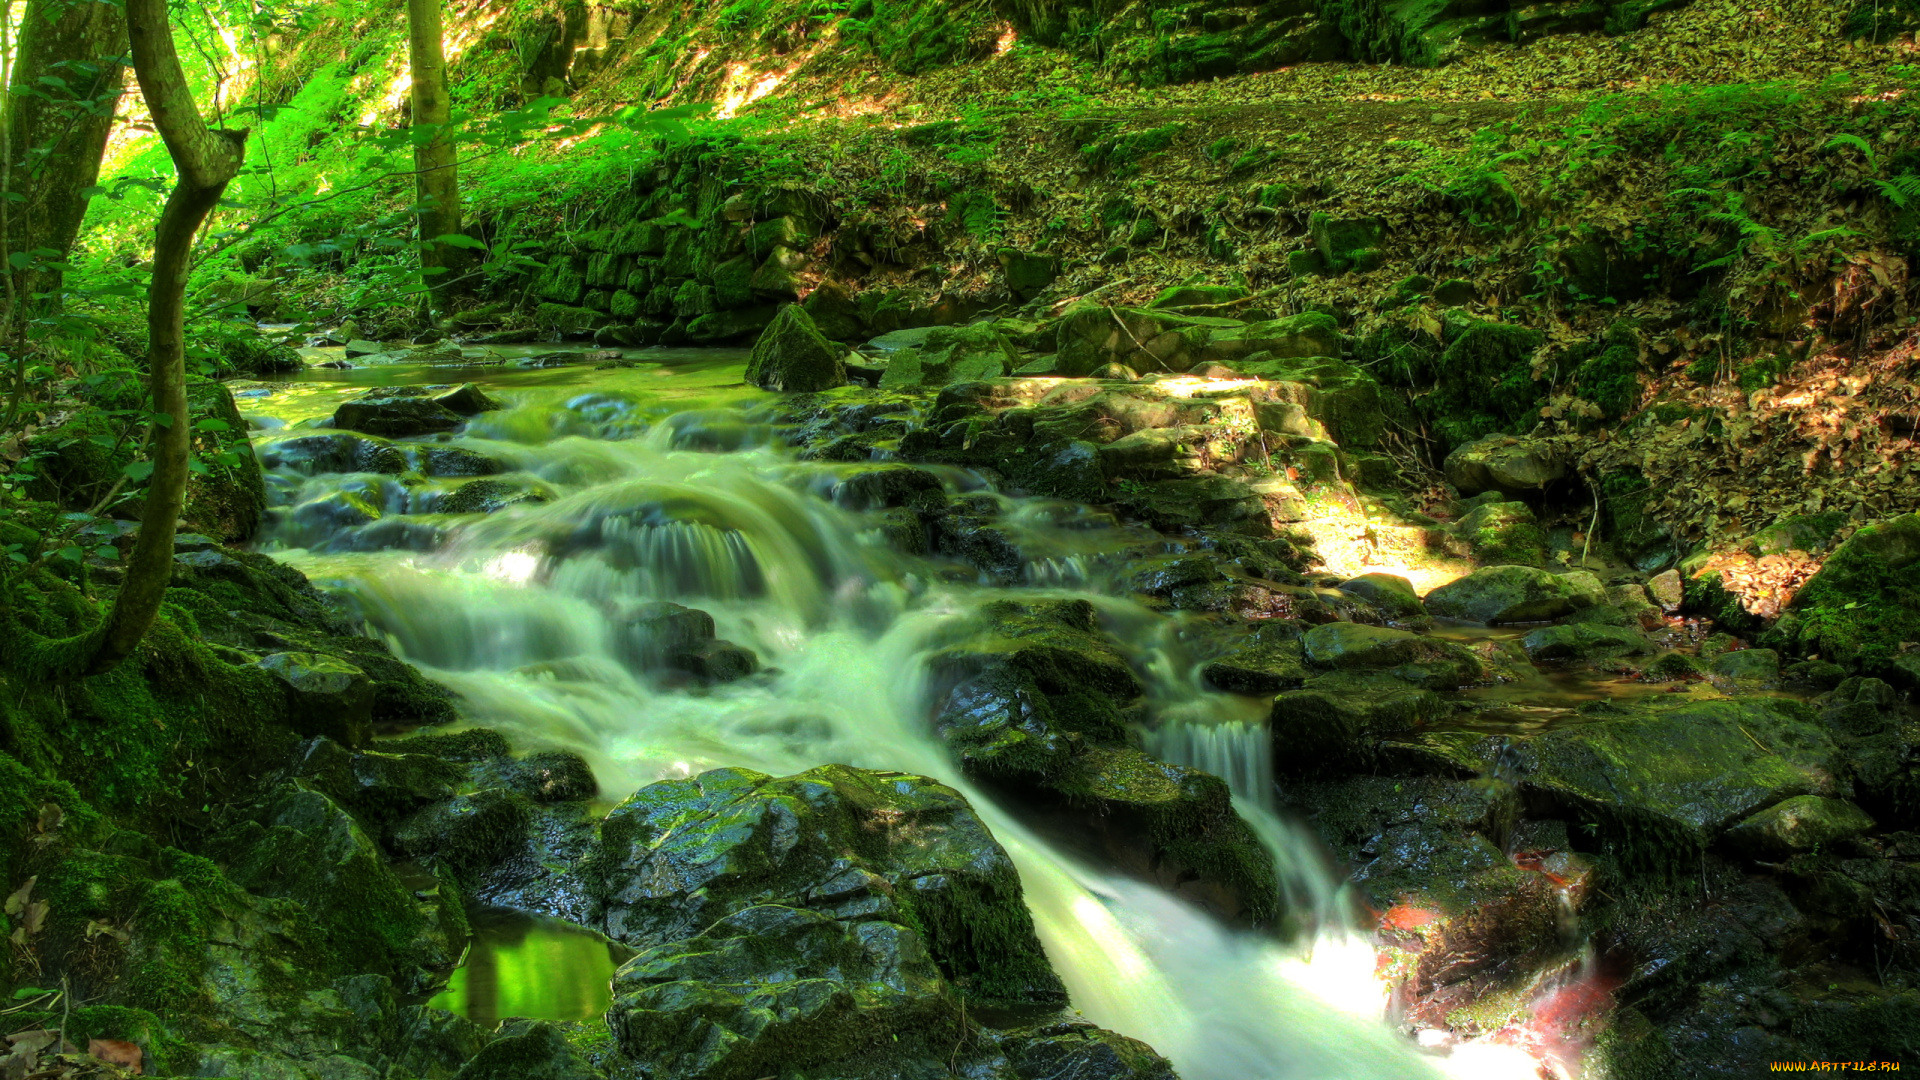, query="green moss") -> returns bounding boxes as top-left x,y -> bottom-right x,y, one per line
1570,319 -> 1644,418
1764,514 -> 1920,676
